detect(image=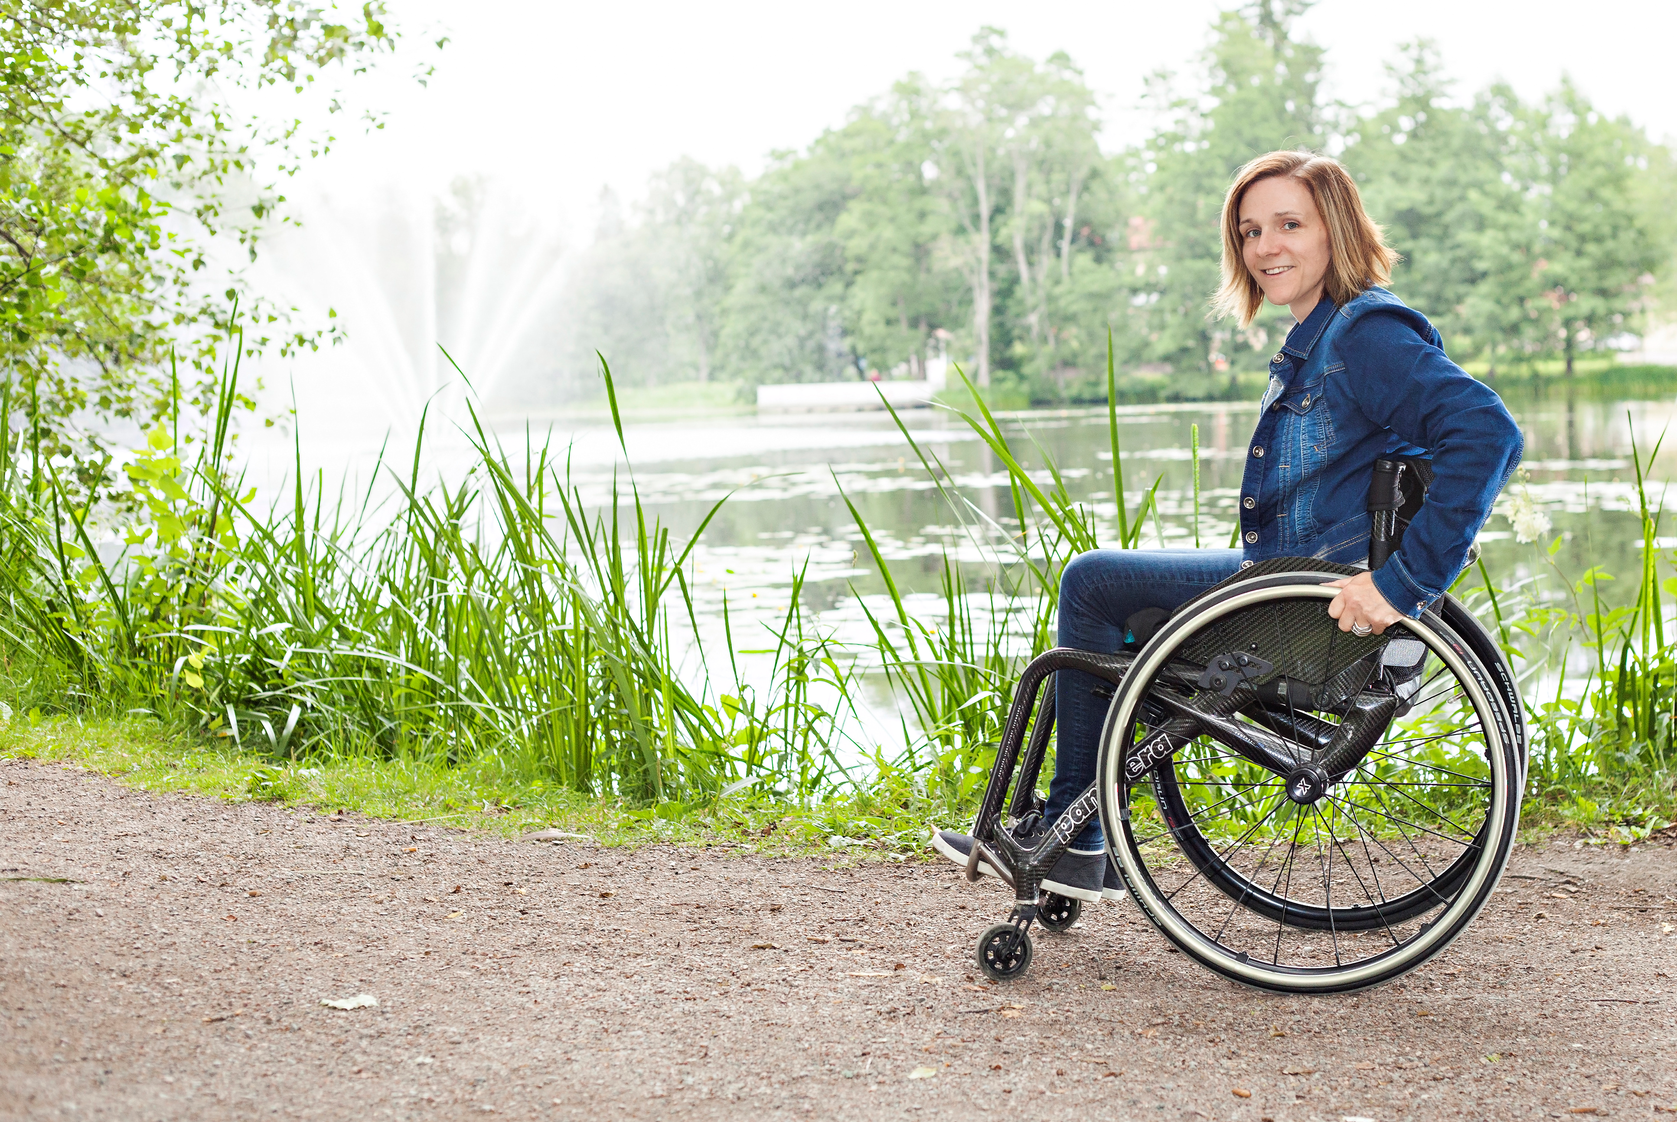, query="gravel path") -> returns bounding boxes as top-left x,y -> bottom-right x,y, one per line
2,756 -> 1675,1121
